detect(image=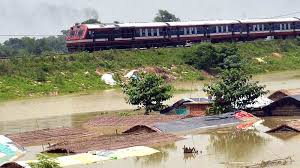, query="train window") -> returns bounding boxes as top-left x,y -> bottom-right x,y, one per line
179,27 -> 184,35
142,29 -> 146,36
152,29 -> 156,36
121,29 -> 131,38
114,30 -> 122,38
264,24 -> 270,31
252,25 -> 256,31
274,24 -> 280,31
86,31 -> 92,39
94,31 -> 109,39
232,25 -> 239,32
135,29 -> 140,37
69,30 -> 75,37
144,29 -> 149,36
295,23 -> 300,29
209,26 -> 217,33
159,28 -> 165,36
288,23 -> 291,30
192,27 -> 197,34
78,29 -> 84,38
197,27 -> 204,34
150,28 -> 154,36
170,28 -> 177,36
